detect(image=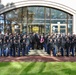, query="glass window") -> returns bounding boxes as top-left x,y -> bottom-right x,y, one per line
46,8 -> 50,19
1,6 -> 73,34
60,29 -> 66,33
68,14 -> 73,19
68,14 -> 73,34
51,8 -> 67,24
46,24 -> 50,34
22,7 -> 27,33
60,26 -> 66,28
51,8 -> 67,19
28,7 -> 45,25
28,7 -> 44,19
0,14 -> 4,34
5,8 -> 22,33
6,8 -> 22,23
